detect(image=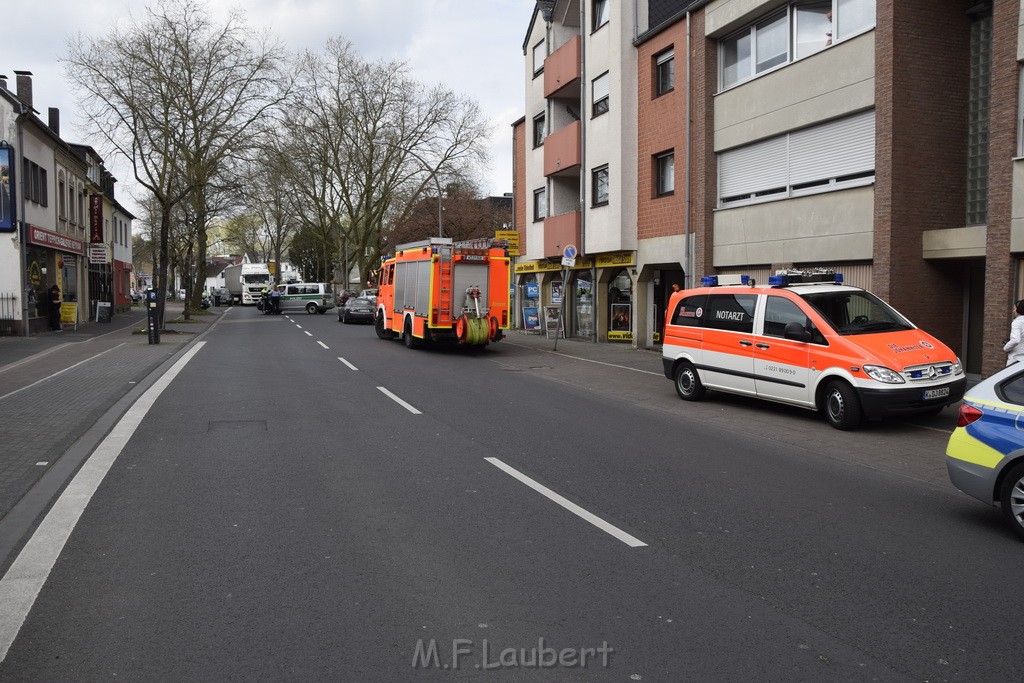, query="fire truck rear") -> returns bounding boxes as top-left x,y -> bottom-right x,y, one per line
374,237 -> 510,348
